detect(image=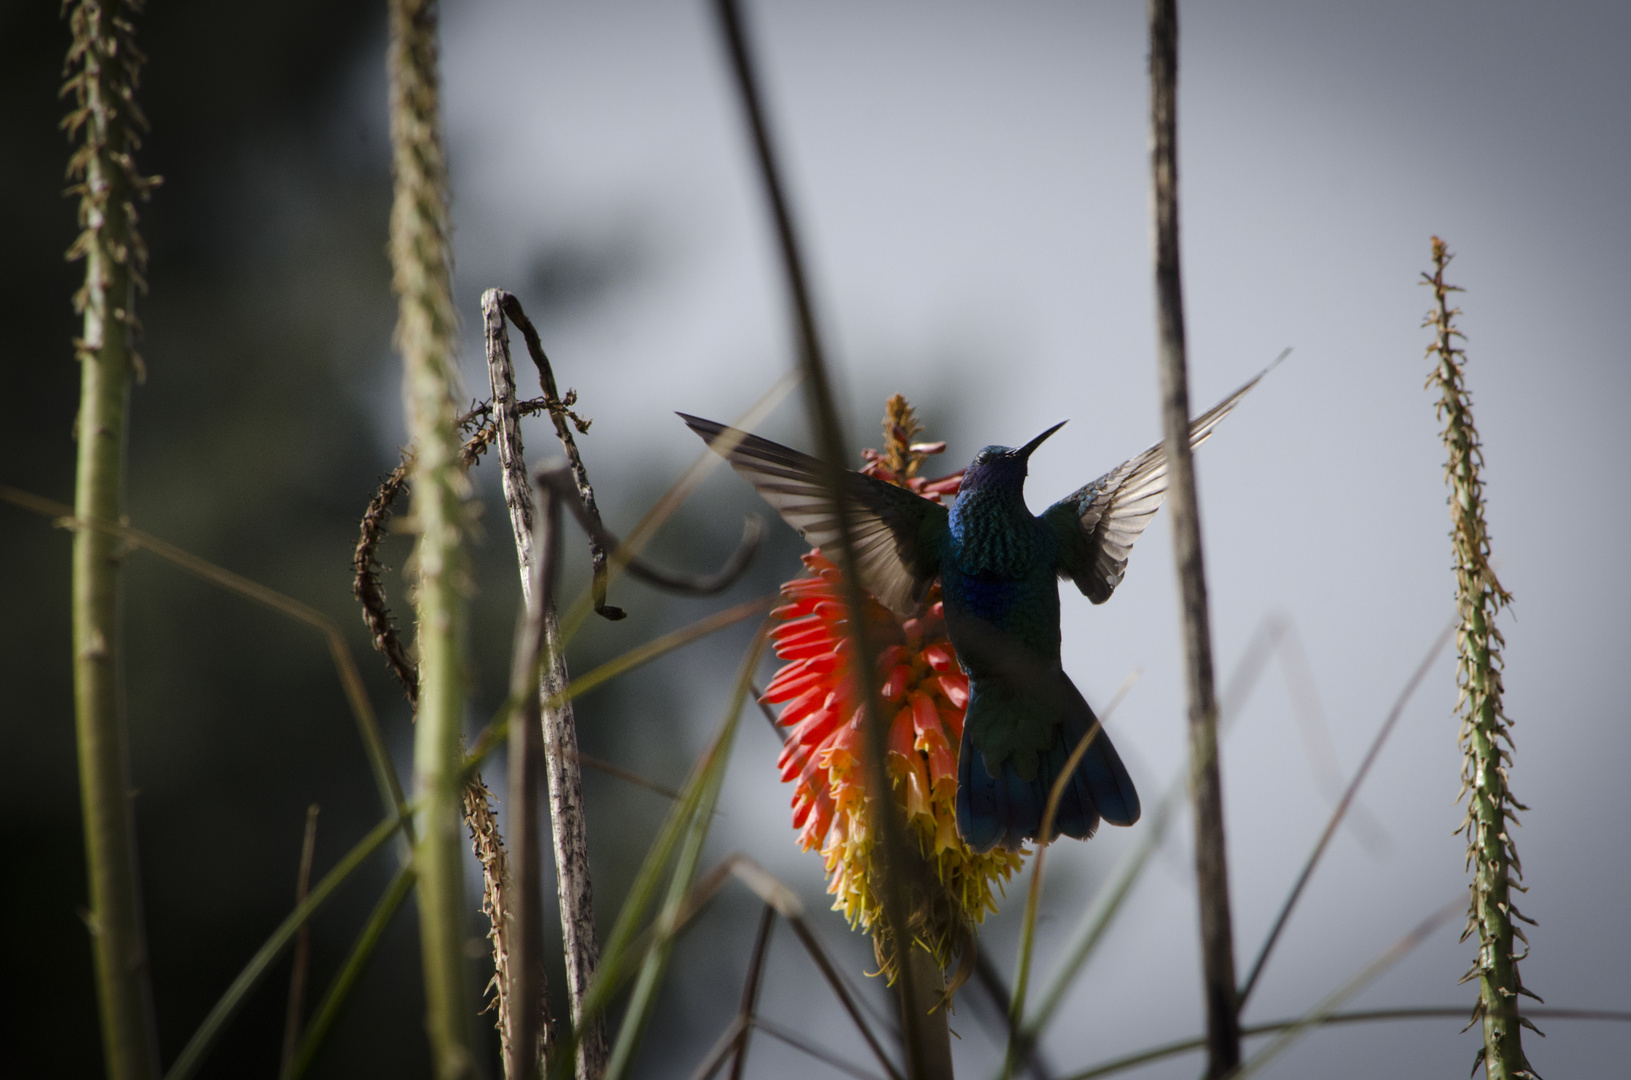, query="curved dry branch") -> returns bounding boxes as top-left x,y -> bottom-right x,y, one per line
493,290 -> 623,619
533,463 -> 763,597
